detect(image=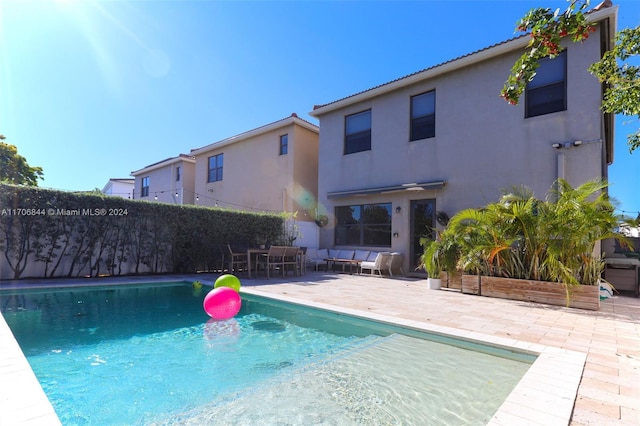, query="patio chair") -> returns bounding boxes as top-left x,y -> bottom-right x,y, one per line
282,246 -> 302,276
225,244 -> 248,274
212,244 -> 227,272
359,252 -> 392,276
255,245 -> 286,279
